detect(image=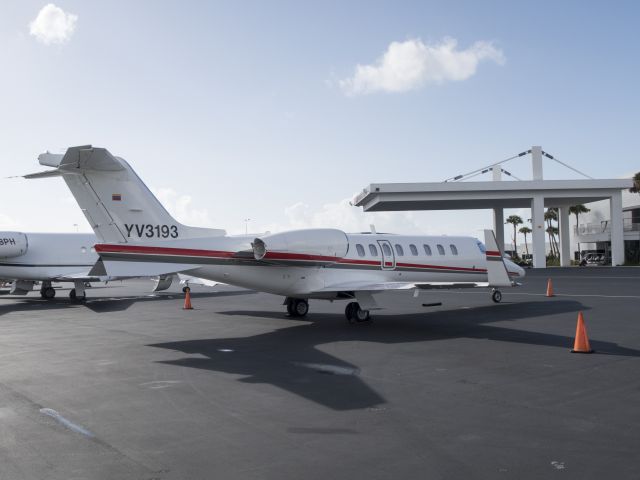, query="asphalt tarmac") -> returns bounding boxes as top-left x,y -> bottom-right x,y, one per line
0,267 -> 639,479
